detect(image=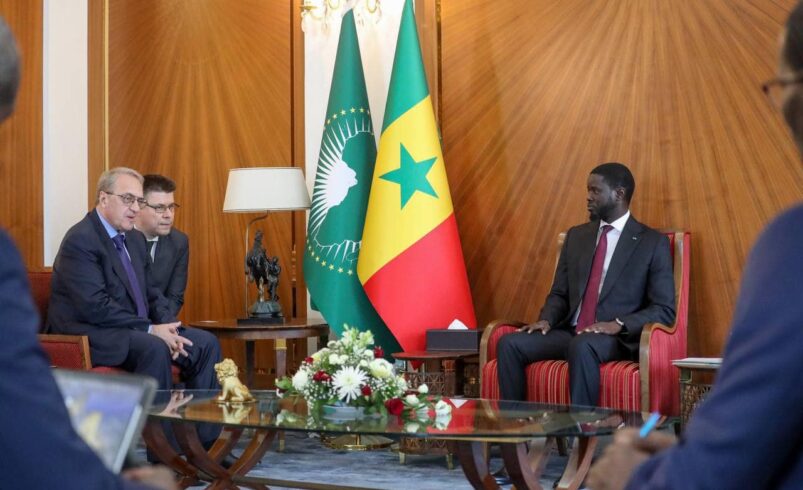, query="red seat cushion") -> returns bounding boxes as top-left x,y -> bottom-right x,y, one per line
482,358 -> 641,411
